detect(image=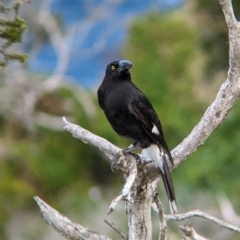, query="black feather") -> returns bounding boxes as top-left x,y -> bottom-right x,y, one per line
98,59 -> 177,213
